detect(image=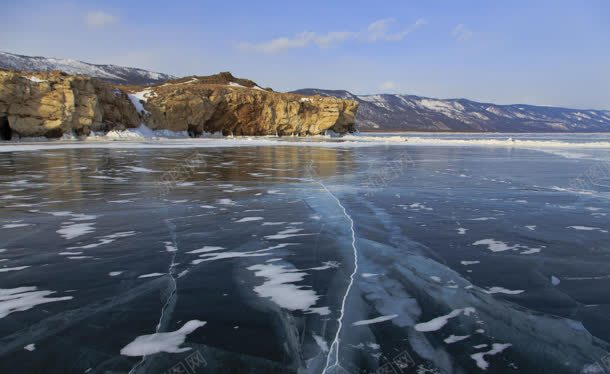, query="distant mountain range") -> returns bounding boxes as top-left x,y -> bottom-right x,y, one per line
293,89 -> 610,132
0,51 -> 174,85
2,51 -> 609,132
